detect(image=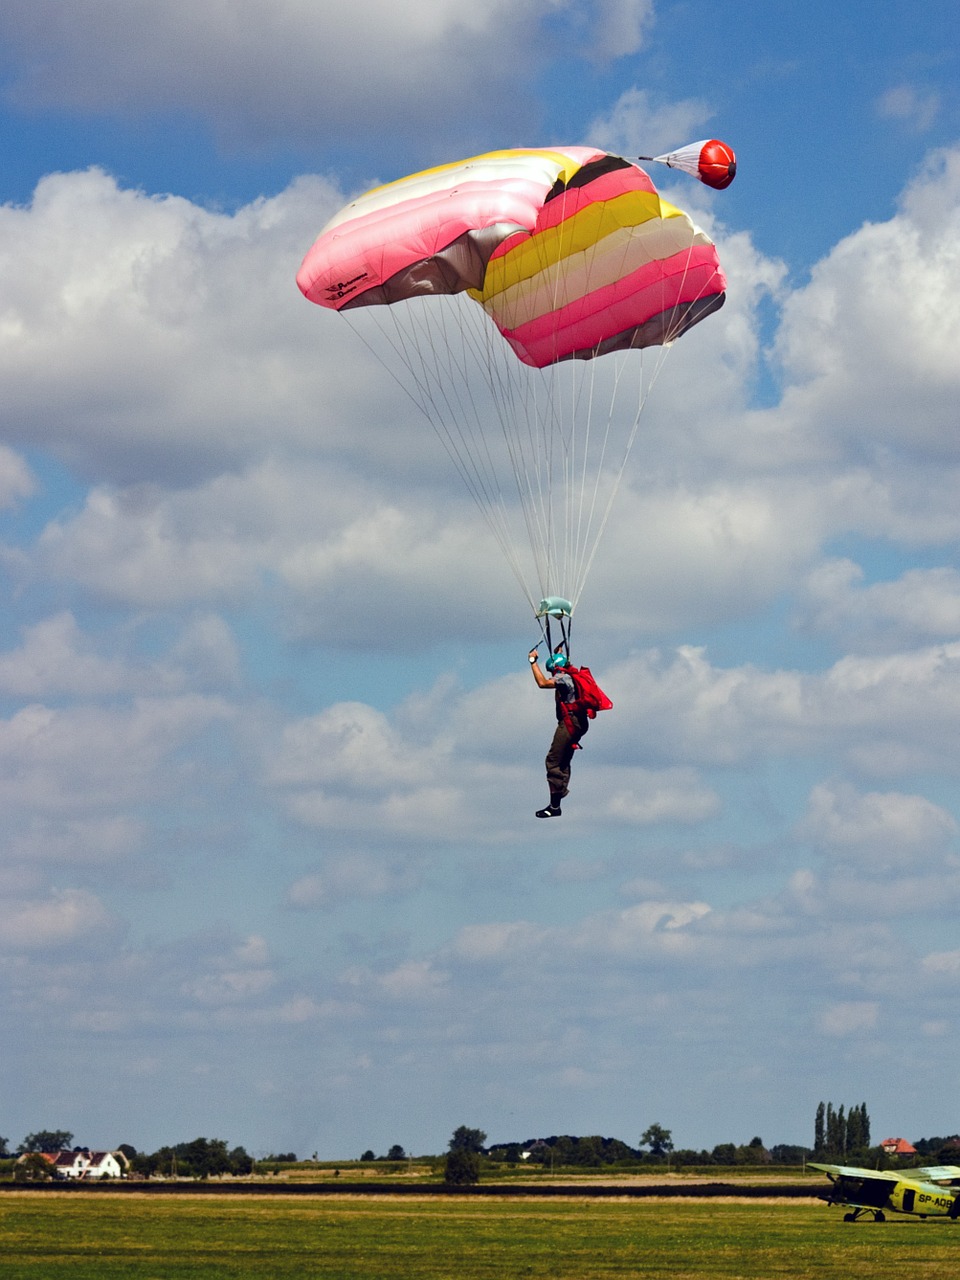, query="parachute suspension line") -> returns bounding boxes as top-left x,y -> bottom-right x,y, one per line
568,195 -> 726,609
570,286 -> 692,609
552,185 -> 669,613
468,224 -> 582,607
548,194 -> 581,607
343,303 -> 510,554
527,370 -> 561,597
457,289 -> 587,611
439,297 -> 544,610
566,217 -> 638,610
344,300 -> 538,611
566,352 -> 592,604
556,194 -> 582,603
546,201 -> 645,615
571,347 -> 658,611
568,349 -> 634,613
566,185 -> 668,609
333,197 -> 720,621
560,207 -> 604,604
340,246 -> 715,623
446,298 -> 521,524
494,217 -> 564,604
475,305 -> 556,602
535,190 -> 597,607
566,331 -> 600,605
571,221 -> 688,606
396,301 -> 507,528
